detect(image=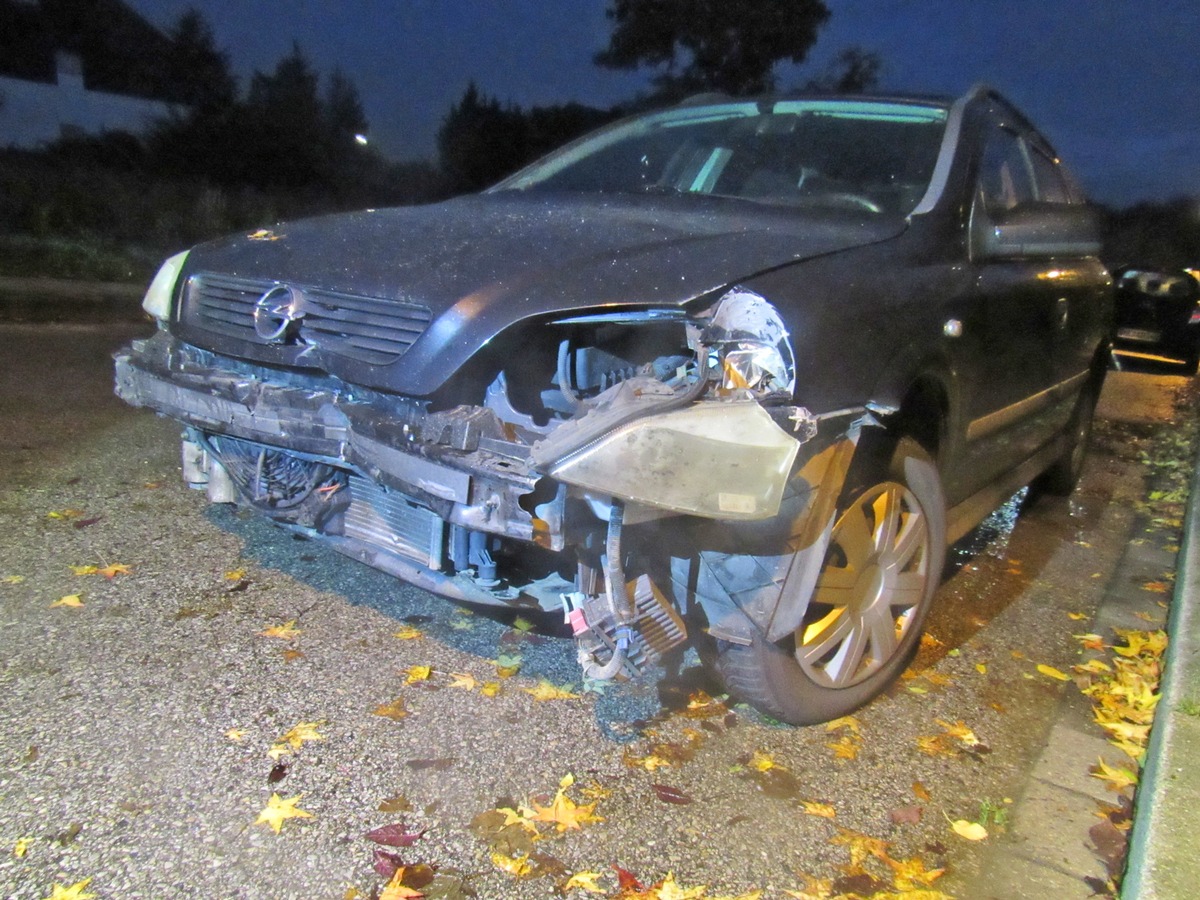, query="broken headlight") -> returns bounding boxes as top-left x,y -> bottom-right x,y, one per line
703,288 -> 796,396
142,249 -> 190,322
